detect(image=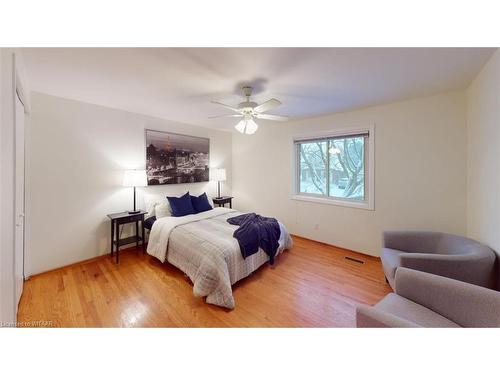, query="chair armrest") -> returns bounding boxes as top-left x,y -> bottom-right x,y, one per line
382,231 -> 441,253
356,304 -> 419,328
394,267 -> 500,327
